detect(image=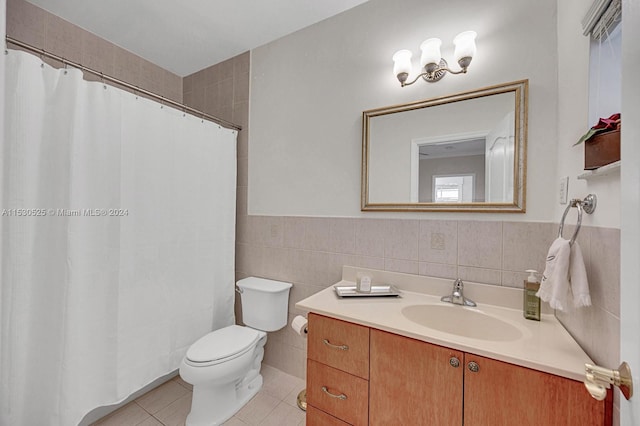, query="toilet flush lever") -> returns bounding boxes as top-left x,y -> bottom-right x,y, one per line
584,362 -> 633,401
